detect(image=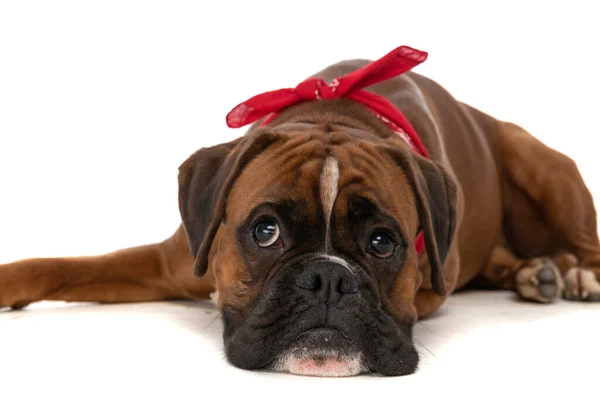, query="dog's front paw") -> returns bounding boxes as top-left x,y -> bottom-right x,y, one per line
516,258 -> 564,303
563,267 -> 600,301
0,264 -> 33,311
0,291 -> 28,311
